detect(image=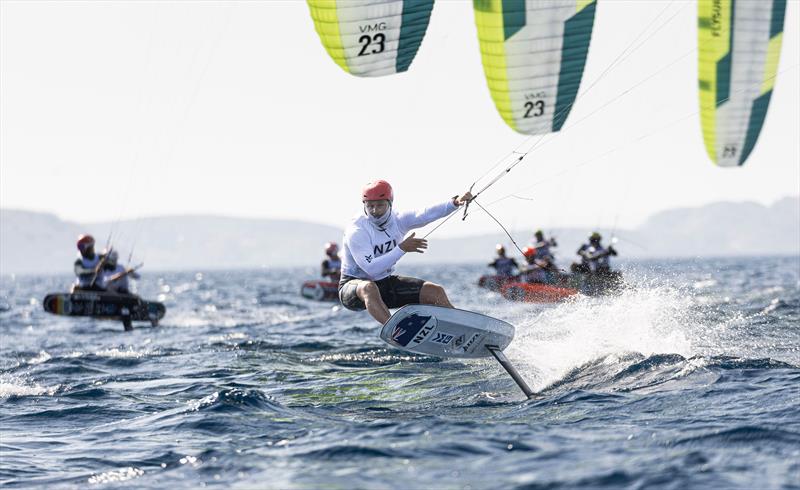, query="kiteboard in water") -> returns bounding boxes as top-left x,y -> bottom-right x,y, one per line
300,280 -> 339,302
43,291 -> 166,330
380,305 -> 514,359
380,304 -> 533,397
